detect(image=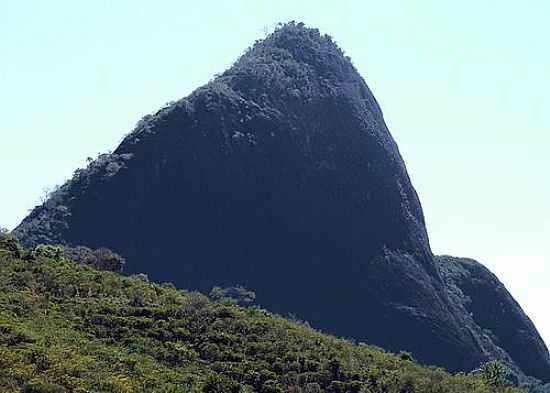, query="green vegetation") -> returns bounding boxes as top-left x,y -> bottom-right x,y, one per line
209,286 -> 256,306
481,361 -> 511,389
0,233 -> 519,392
